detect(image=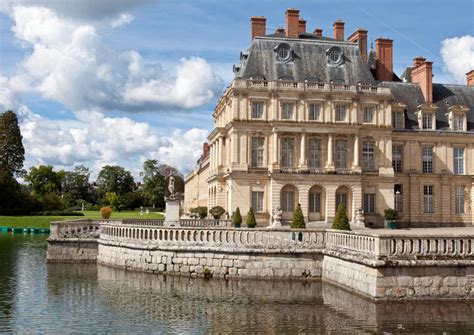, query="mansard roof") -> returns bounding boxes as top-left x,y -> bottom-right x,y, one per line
235,36 -> 375,84
384,82 -> 474,132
